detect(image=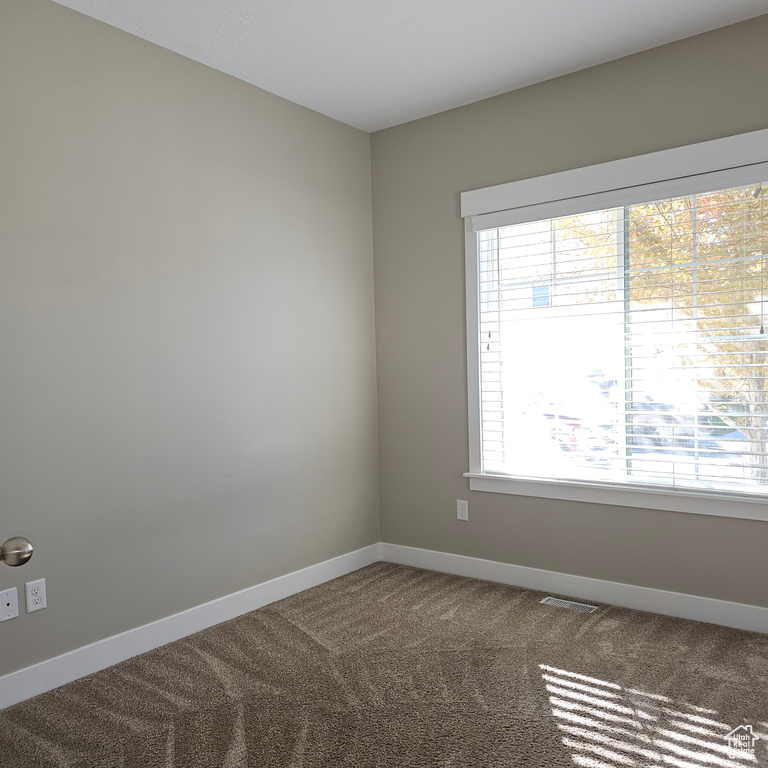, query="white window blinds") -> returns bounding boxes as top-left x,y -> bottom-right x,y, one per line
477,180 -> 768,495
